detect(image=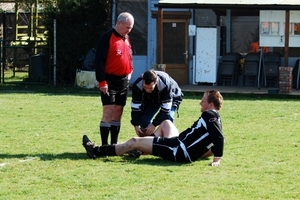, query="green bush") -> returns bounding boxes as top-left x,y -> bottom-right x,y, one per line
43,0 -> 111,85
